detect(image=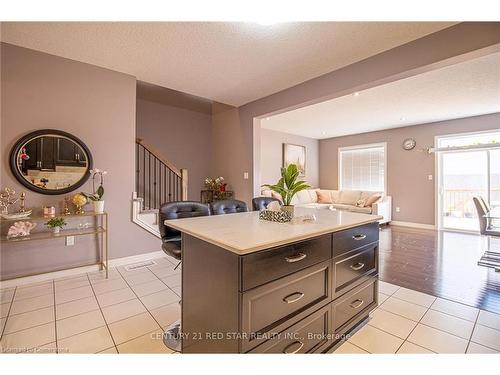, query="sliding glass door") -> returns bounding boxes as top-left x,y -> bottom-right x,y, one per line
439,151 -> 488,231
437,131 -> 500,232
490,150 -> 500,209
